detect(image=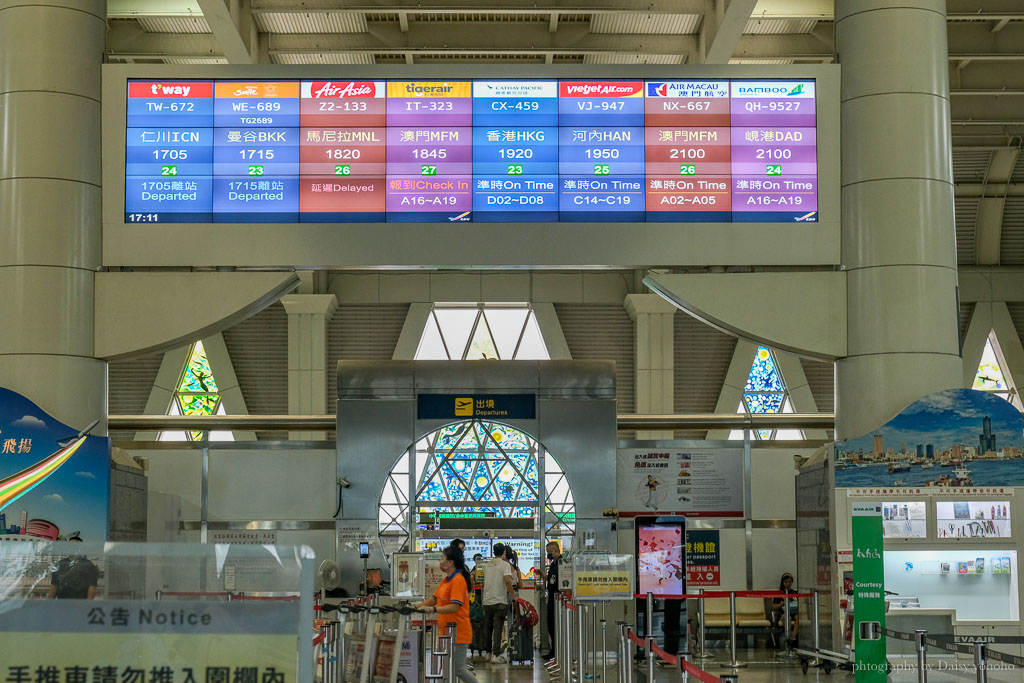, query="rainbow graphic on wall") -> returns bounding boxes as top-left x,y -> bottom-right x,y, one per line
0,436 -> 87,512
0,387 -> 109,541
